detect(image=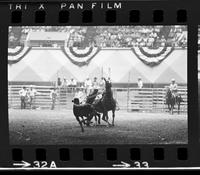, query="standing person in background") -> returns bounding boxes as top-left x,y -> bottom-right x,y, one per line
62,77 -> 68,89
92,77 -> 99,92
84,77 -> 92,96
19,86 -> 27,109
70,78 -> 77,87
137,77 -> 143,111
50,87 -> 57,110
28,85 -> 38,109
137,77 -> 143,89
68,77 -> 77,92
57,77 -> 62,88
99,77 -> 105,94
